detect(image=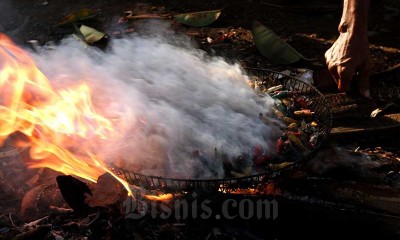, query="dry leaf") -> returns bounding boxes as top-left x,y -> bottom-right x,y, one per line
57,9 -> 95,26
174,10 -> 221,27
20,184 -> 46,219
79,25 -> 106,44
